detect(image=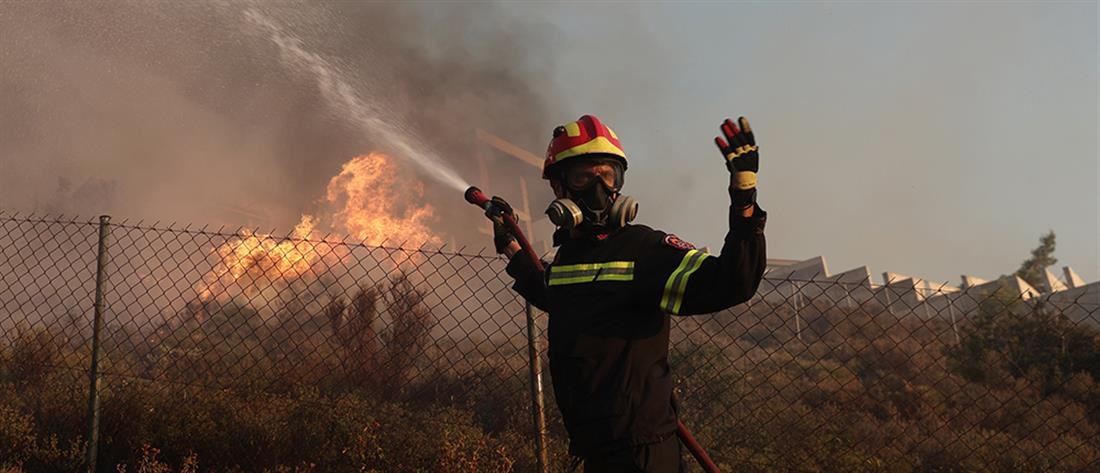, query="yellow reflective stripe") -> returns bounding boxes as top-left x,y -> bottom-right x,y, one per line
551,261 -> 634,273
548,261 -> 635,286
548,272 -> 634,286
661,250 -> 709,314
660,252 -> 695,312
549,276 -> 598,286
